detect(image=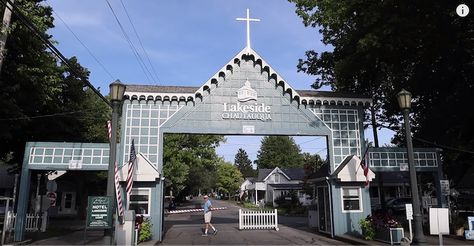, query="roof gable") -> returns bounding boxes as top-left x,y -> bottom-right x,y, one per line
123,47 -> 371,107
331,155 -> 375,182
119,152 -> 160,182
158,48 -> 332,136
